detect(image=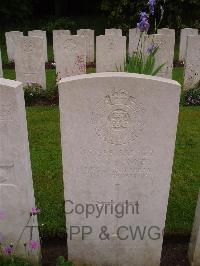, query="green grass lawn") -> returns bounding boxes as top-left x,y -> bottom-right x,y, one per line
3,66 -> 184,90
27,107 -> 65,236
167,106 -> 200,233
